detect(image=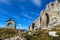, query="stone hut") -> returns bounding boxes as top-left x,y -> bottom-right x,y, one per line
6,19 -> 16,29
